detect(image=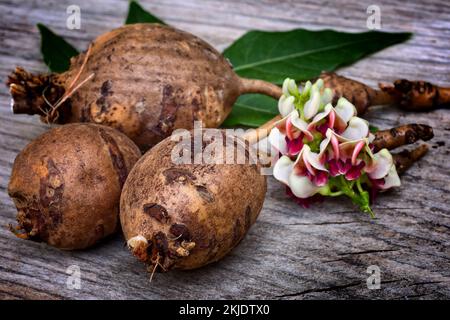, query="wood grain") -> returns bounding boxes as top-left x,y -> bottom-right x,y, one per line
0,0 -> 449,299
